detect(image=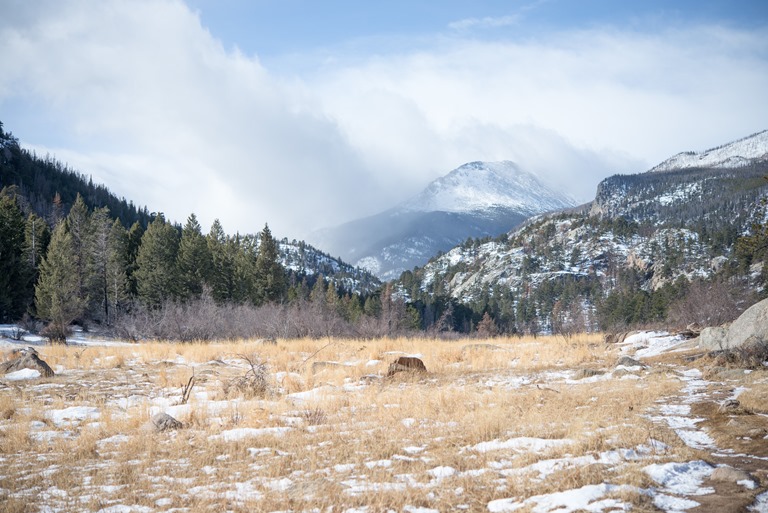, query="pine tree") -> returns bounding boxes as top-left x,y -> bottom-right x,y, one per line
207,219 -> 236,303
35,222 -> 85,342
90,206 -> 113,322
176,213 -> 212,301
253,224 -> 285,305
106,219 -> 130,322
125,221 -> 144,295
0,190 -> 33,322
134,214 -> 179,308
65,194 -> 93,311
24,212 -> 50,273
